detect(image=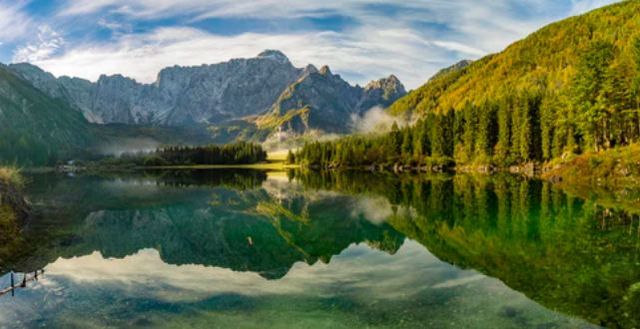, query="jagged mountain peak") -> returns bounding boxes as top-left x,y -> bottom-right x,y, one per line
363,75 -> 407,104
319,65 -> 332,76
302,64 -> 319,75
365,74 -> 404,90
257,49 -> 291,64
386,74 -> 401,84
258,64 -> 407,135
